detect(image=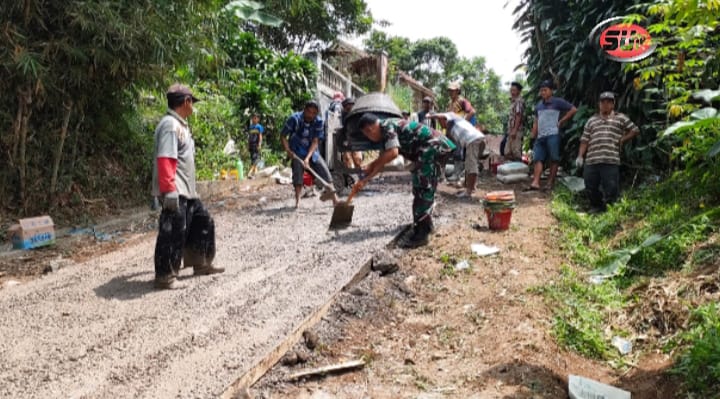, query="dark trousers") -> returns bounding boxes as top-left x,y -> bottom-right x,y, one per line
154,197 -> 216,278
291,156 -> 332,188
584,163 -> 620,210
